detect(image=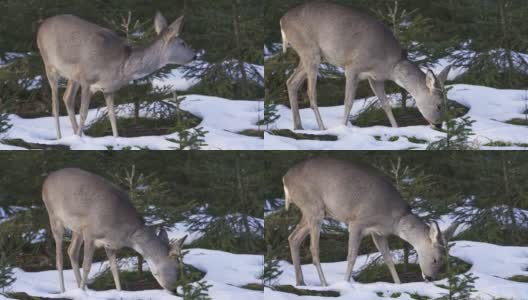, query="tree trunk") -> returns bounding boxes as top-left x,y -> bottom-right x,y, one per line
501,155 -> 517,228
499,0 -> 515,86
231,0 -> 249,97
403,242 -> 409,272
235,155 -> 253,250
401,89 -> 408,110
138,254 -> 143,273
